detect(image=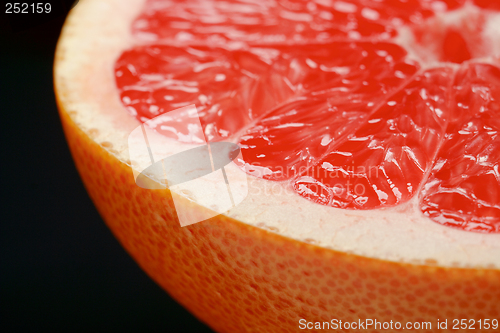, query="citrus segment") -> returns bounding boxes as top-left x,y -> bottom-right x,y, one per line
237,42 -> 419,180
115,42 -> 418,144
115,45 -> 295,141
131,0 -> 465,45
420,63 -> 500,233
295,68 -> 453,209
